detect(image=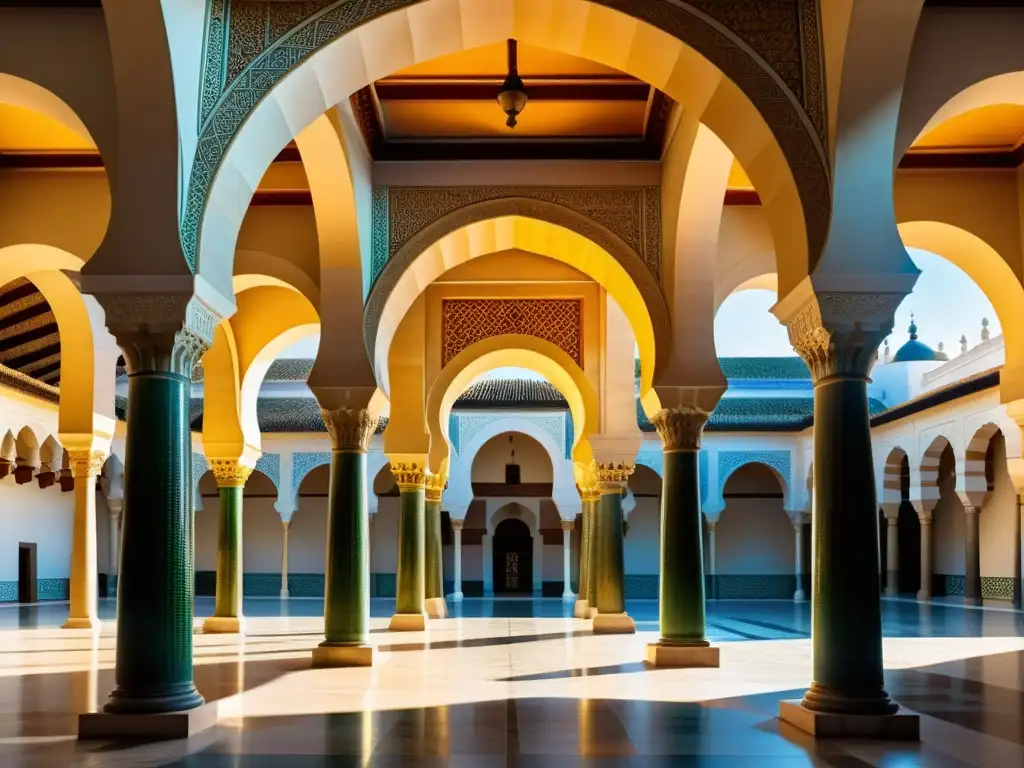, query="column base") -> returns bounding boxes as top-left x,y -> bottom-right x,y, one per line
202,616 -> 243,634
793,589 -> 806,602
312,642 -> 374,667
389,612 -> 427,632
884,586 -> 898,597
62,616 -> 101,631
280,589 -> 290,599
645,641 -> 719,668
450,591 -> 464,603
425,597 -> 448,619
573,599 -> 590,619
778,700 -> 919,740
964,596 -> 983,606
562,591 -> 575,602
80,702 -> 218,740
916,589 -> 931,601
592,612 -> 635,634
